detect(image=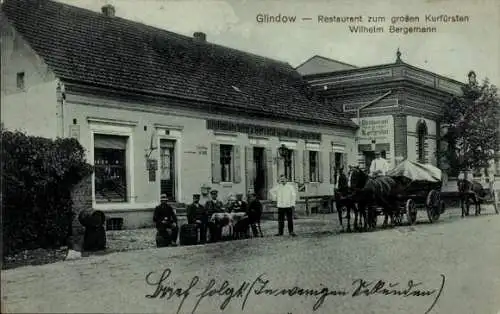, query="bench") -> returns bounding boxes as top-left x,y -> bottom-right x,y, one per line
301,195 -> 334,215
